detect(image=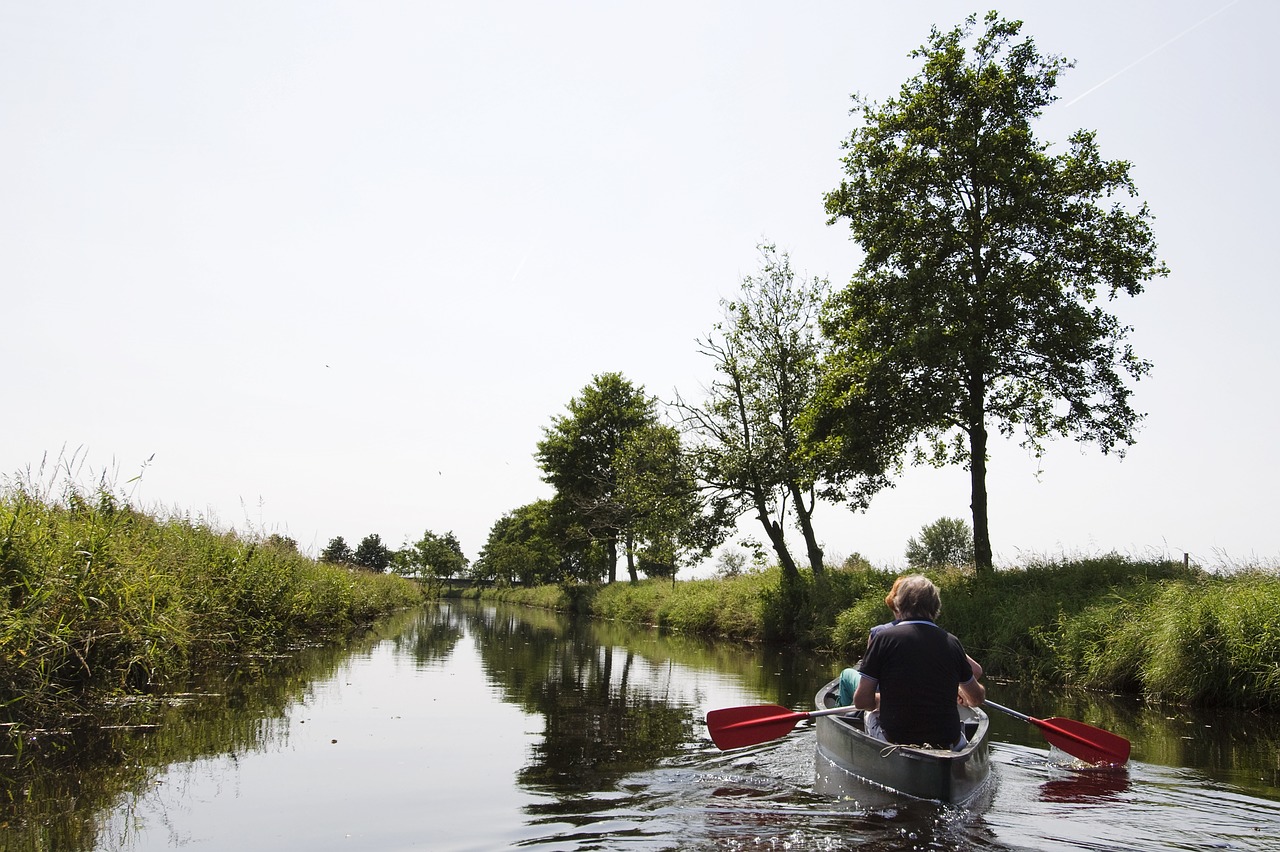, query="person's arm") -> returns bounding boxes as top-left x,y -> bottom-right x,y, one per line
853,672 -> 880,711
958,676 -> 985,707
966,654 -> 983,680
